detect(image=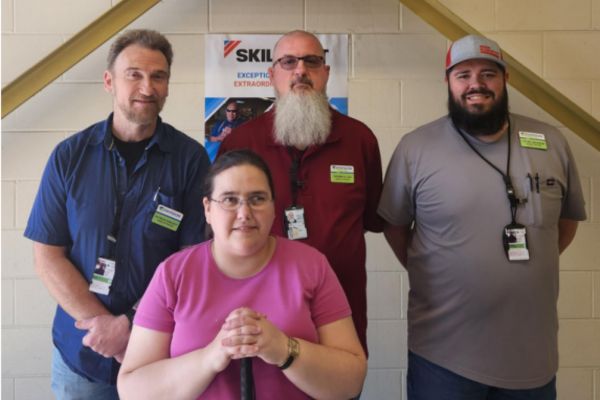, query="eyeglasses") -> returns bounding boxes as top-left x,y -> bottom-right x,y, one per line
273,55 -> 325,70
210,194 -> 272,211
225,109 -> 238,113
